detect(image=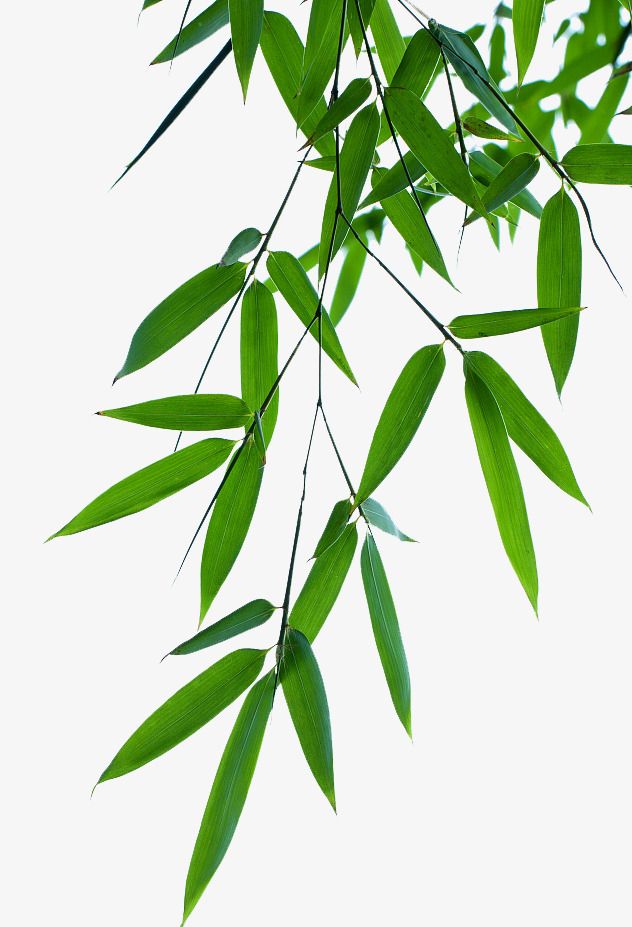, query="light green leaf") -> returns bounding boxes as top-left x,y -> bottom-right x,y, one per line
313,499 -> 352,558
561,144 -> 632,184
169,600 -> 277,656
378,182 -> 452,285
360,152 -> 425,208
98,394 -> 252,431
537,188 -> 582,396
152,0 -> 229,64
462,117 -> 520,142
469,150 -> 542,218
298,0 -> 345,128
51,438 -> 235,538
391,28 -> 440,97
479,153 -> 540,214
361,534 -> 411,735
241,280 -> 279,443
356,344 -> 446,505
221,227 -> 262,265
115,262 -> 246,380
304,78 -> 372,147
183,671 -> 274,923
347,0 -> 376,57
464,365 -> 538,612
361,498 -> 415,542
370,0 -> 406,82
281,628 -> 336,809
449,307 -> 582,339
330,235 -> 368,326
229,0 -> 263,99
513,0 -> 545,84
98,648 -> 267,783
